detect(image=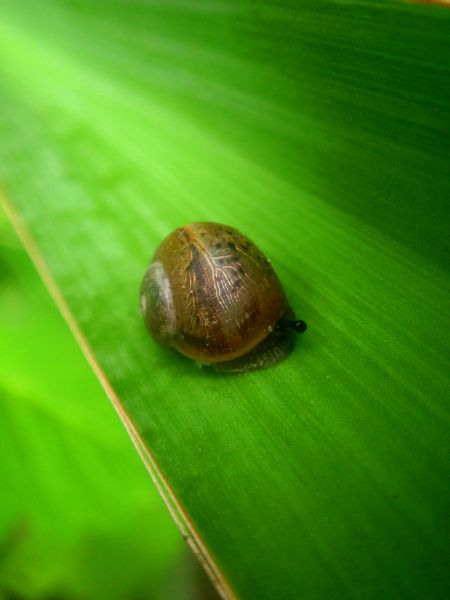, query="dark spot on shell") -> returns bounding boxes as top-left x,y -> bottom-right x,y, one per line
248,300 -> 262,319
227,242 -> 236,250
